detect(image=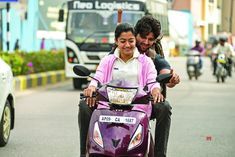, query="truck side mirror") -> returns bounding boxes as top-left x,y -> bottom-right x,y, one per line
58,9 -> 64,22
